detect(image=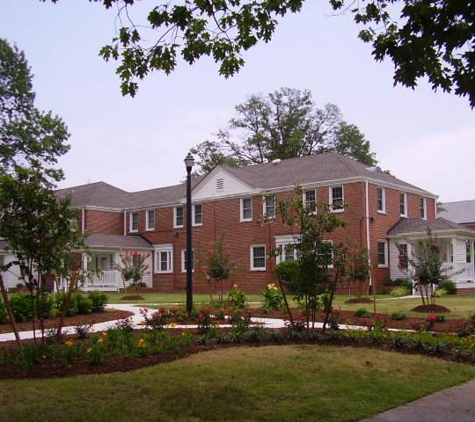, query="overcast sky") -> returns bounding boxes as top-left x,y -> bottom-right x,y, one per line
1,1 -> 474,202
